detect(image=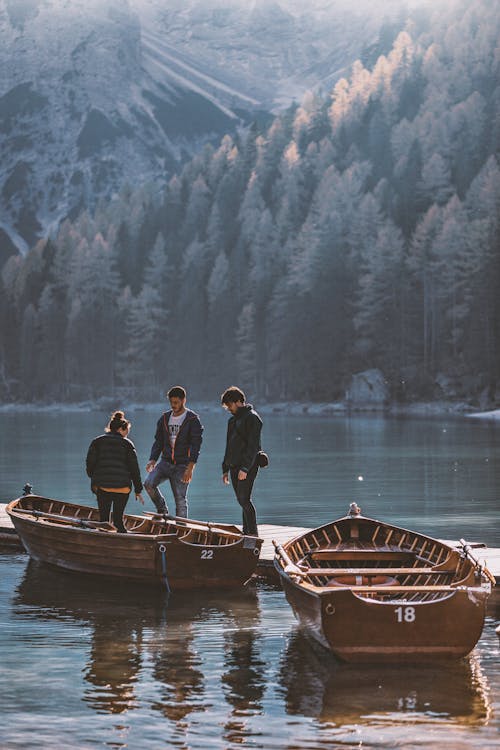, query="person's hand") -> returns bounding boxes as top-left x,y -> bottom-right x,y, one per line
222,473 -> 230,485
238,469 -> 247,481
182,466 -> 193,484
136,493 -> 145,505
146,460 -> 156,473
